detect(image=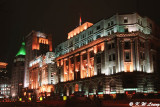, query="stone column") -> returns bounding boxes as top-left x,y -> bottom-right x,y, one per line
145,39 -> 151,73
87,50 -> 90,77
117,38 -> 121,73
94,46 -> 97,75
80,53 -> 83,78
120,41 -> 124,72
135,37 -> 140,71
131,39 -> 134,72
